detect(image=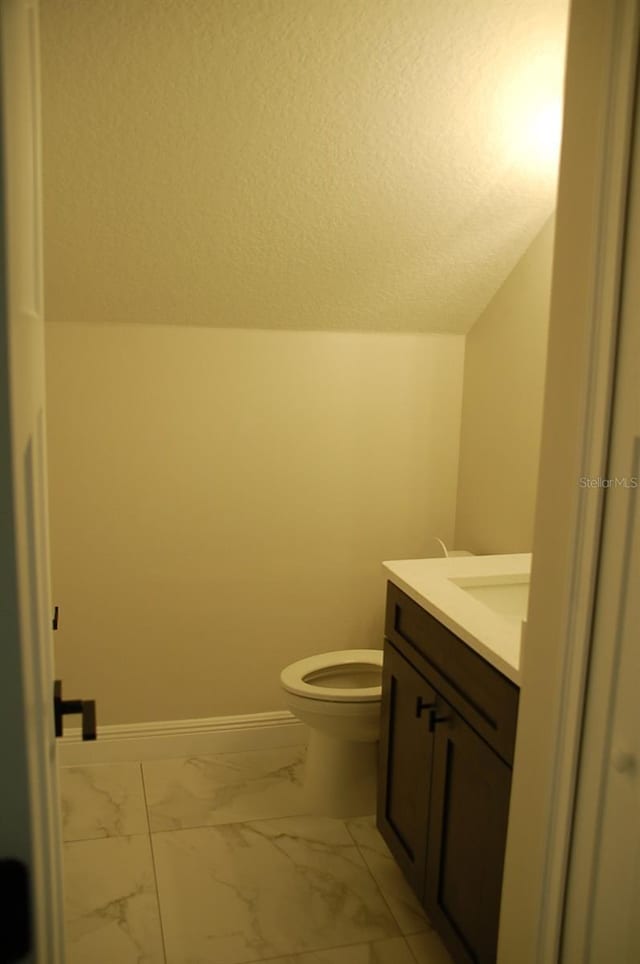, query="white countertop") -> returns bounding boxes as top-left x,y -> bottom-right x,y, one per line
382,553 -> 532,685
